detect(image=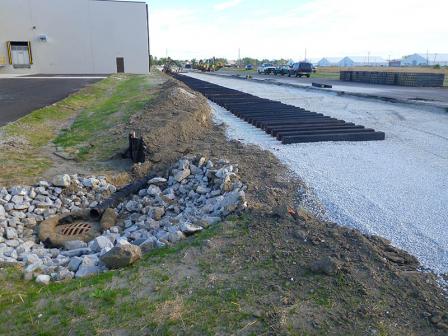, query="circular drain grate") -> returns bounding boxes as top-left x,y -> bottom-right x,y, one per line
58,222 -> 92,236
